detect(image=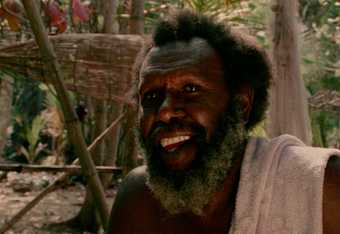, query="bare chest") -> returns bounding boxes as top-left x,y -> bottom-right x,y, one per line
157,213 -> 232,234
137,198 -> 234,234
